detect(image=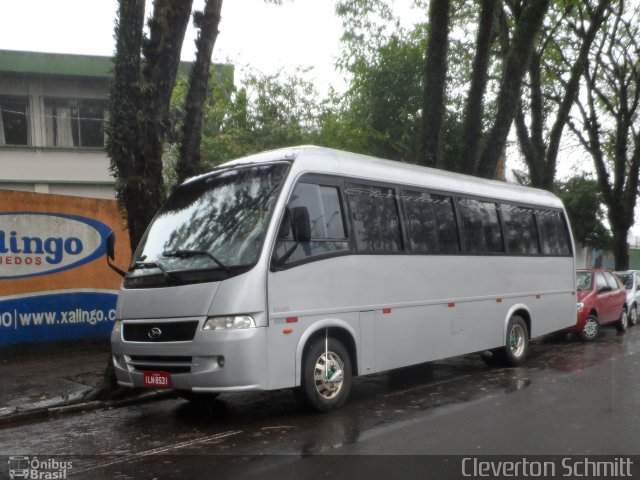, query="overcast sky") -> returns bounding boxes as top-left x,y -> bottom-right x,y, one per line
0,0 -> 352,92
